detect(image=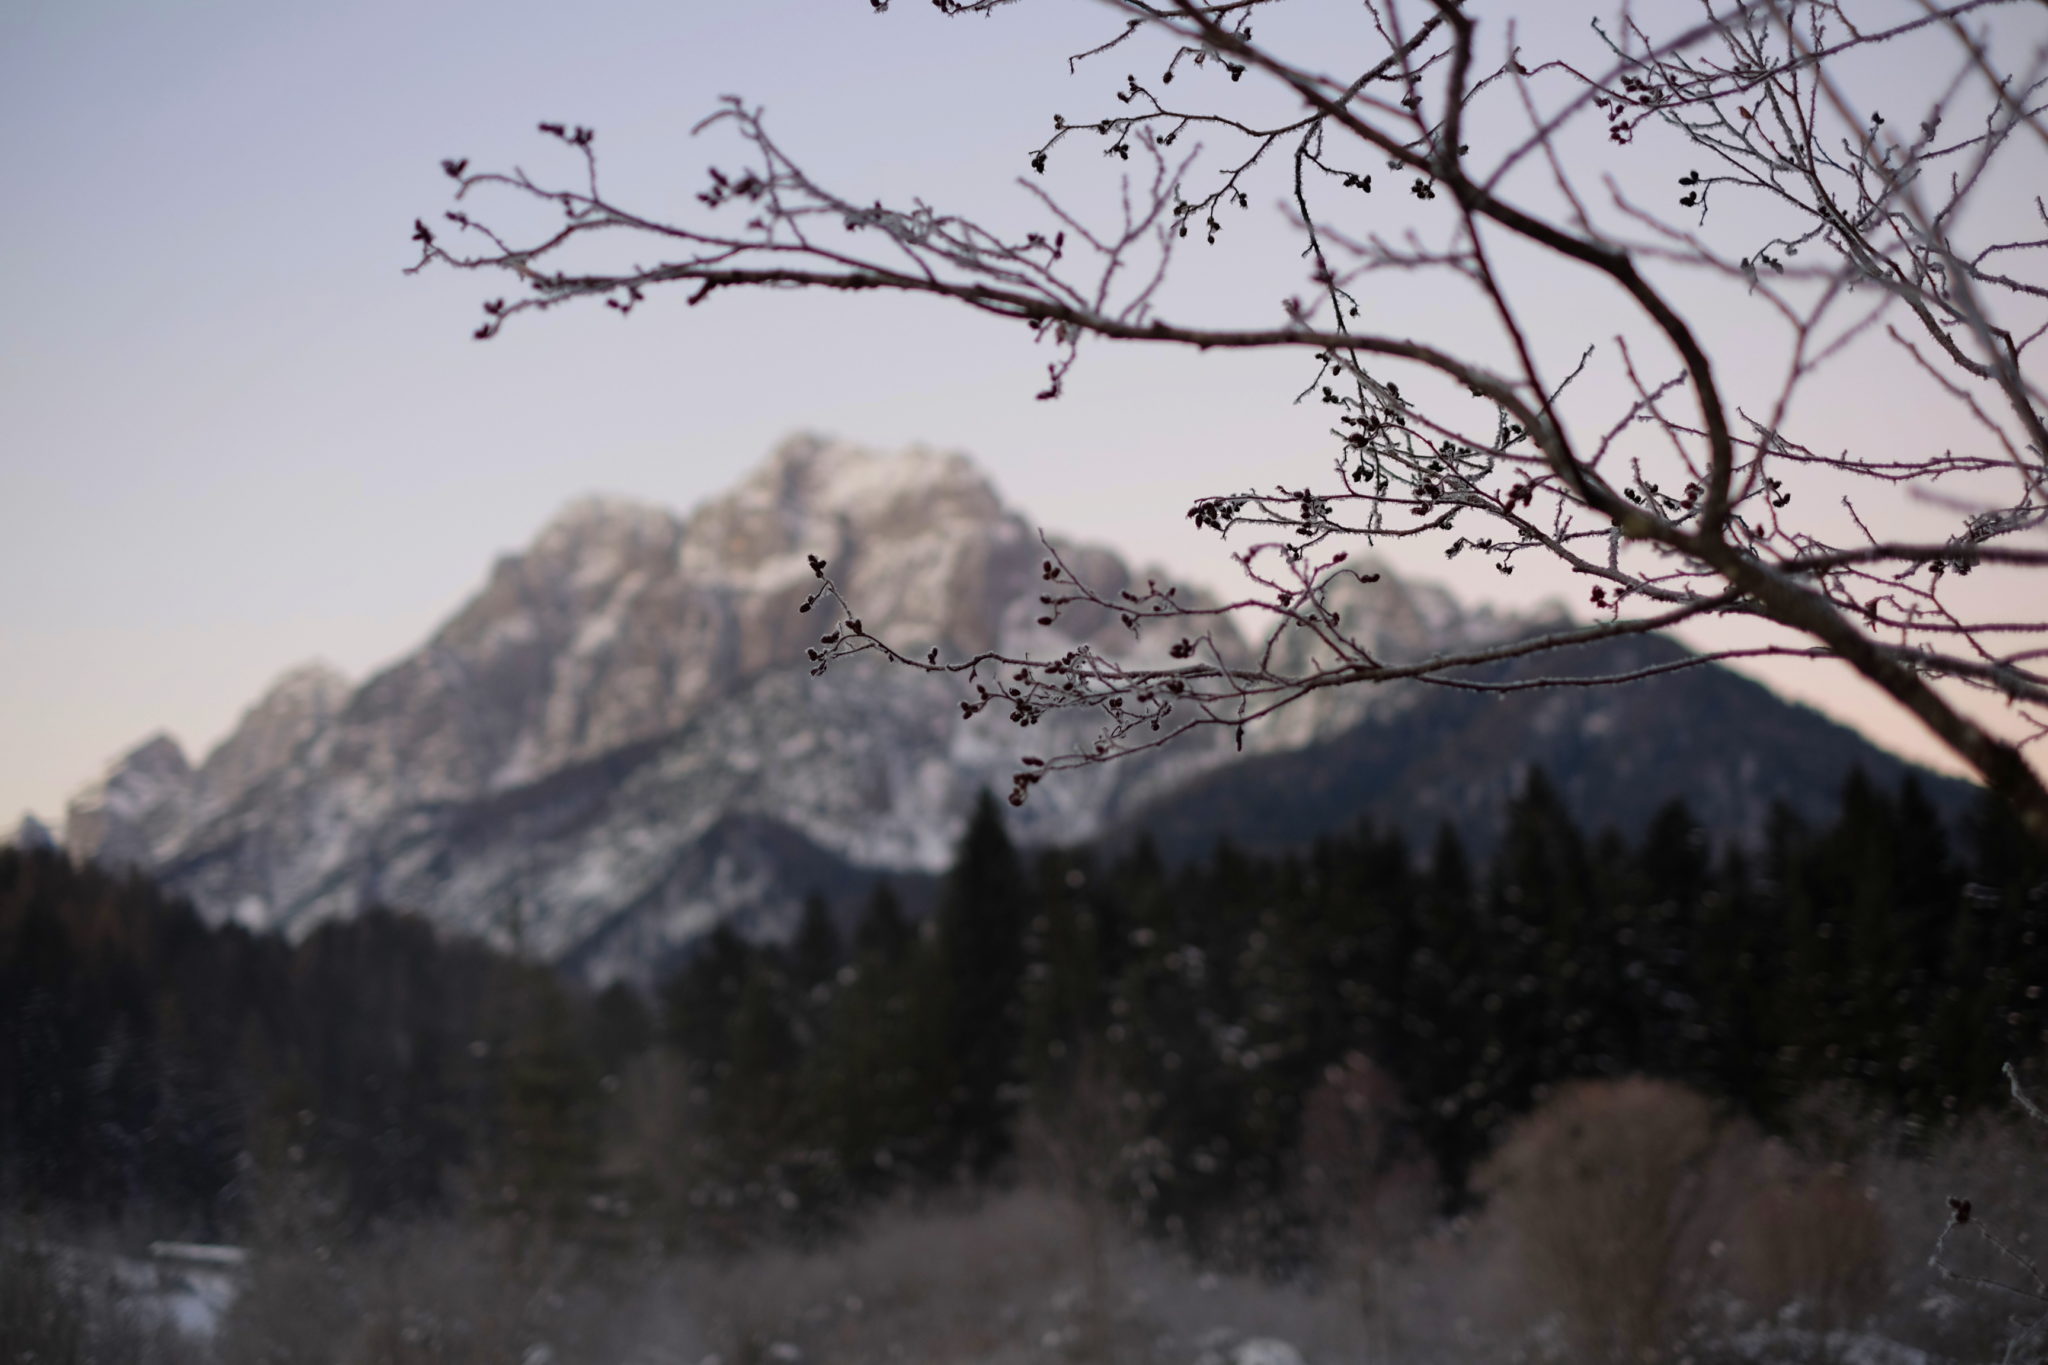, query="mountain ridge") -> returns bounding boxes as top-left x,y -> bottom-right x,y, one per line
1115,630 -> 1977,862
55,434 -> 1973,979
60,436 -> 1250,974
